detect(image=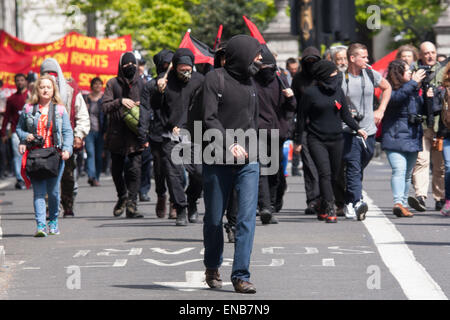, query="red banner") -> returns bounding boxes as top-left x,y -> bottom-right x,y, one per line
0,30 -> 132,92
